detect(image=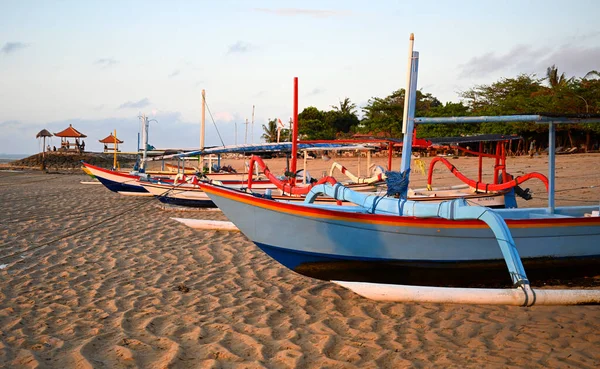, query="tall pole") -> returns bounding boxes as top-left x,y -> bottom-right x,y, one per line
141,115 -> 147,170
201,89 -> 206,150
400,34 -> 419,175
244,118 -> 249,144
113,129 -> 118,170
291,77 -> 299,174
548,122 -> 556,214
251,105 -> 255,144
